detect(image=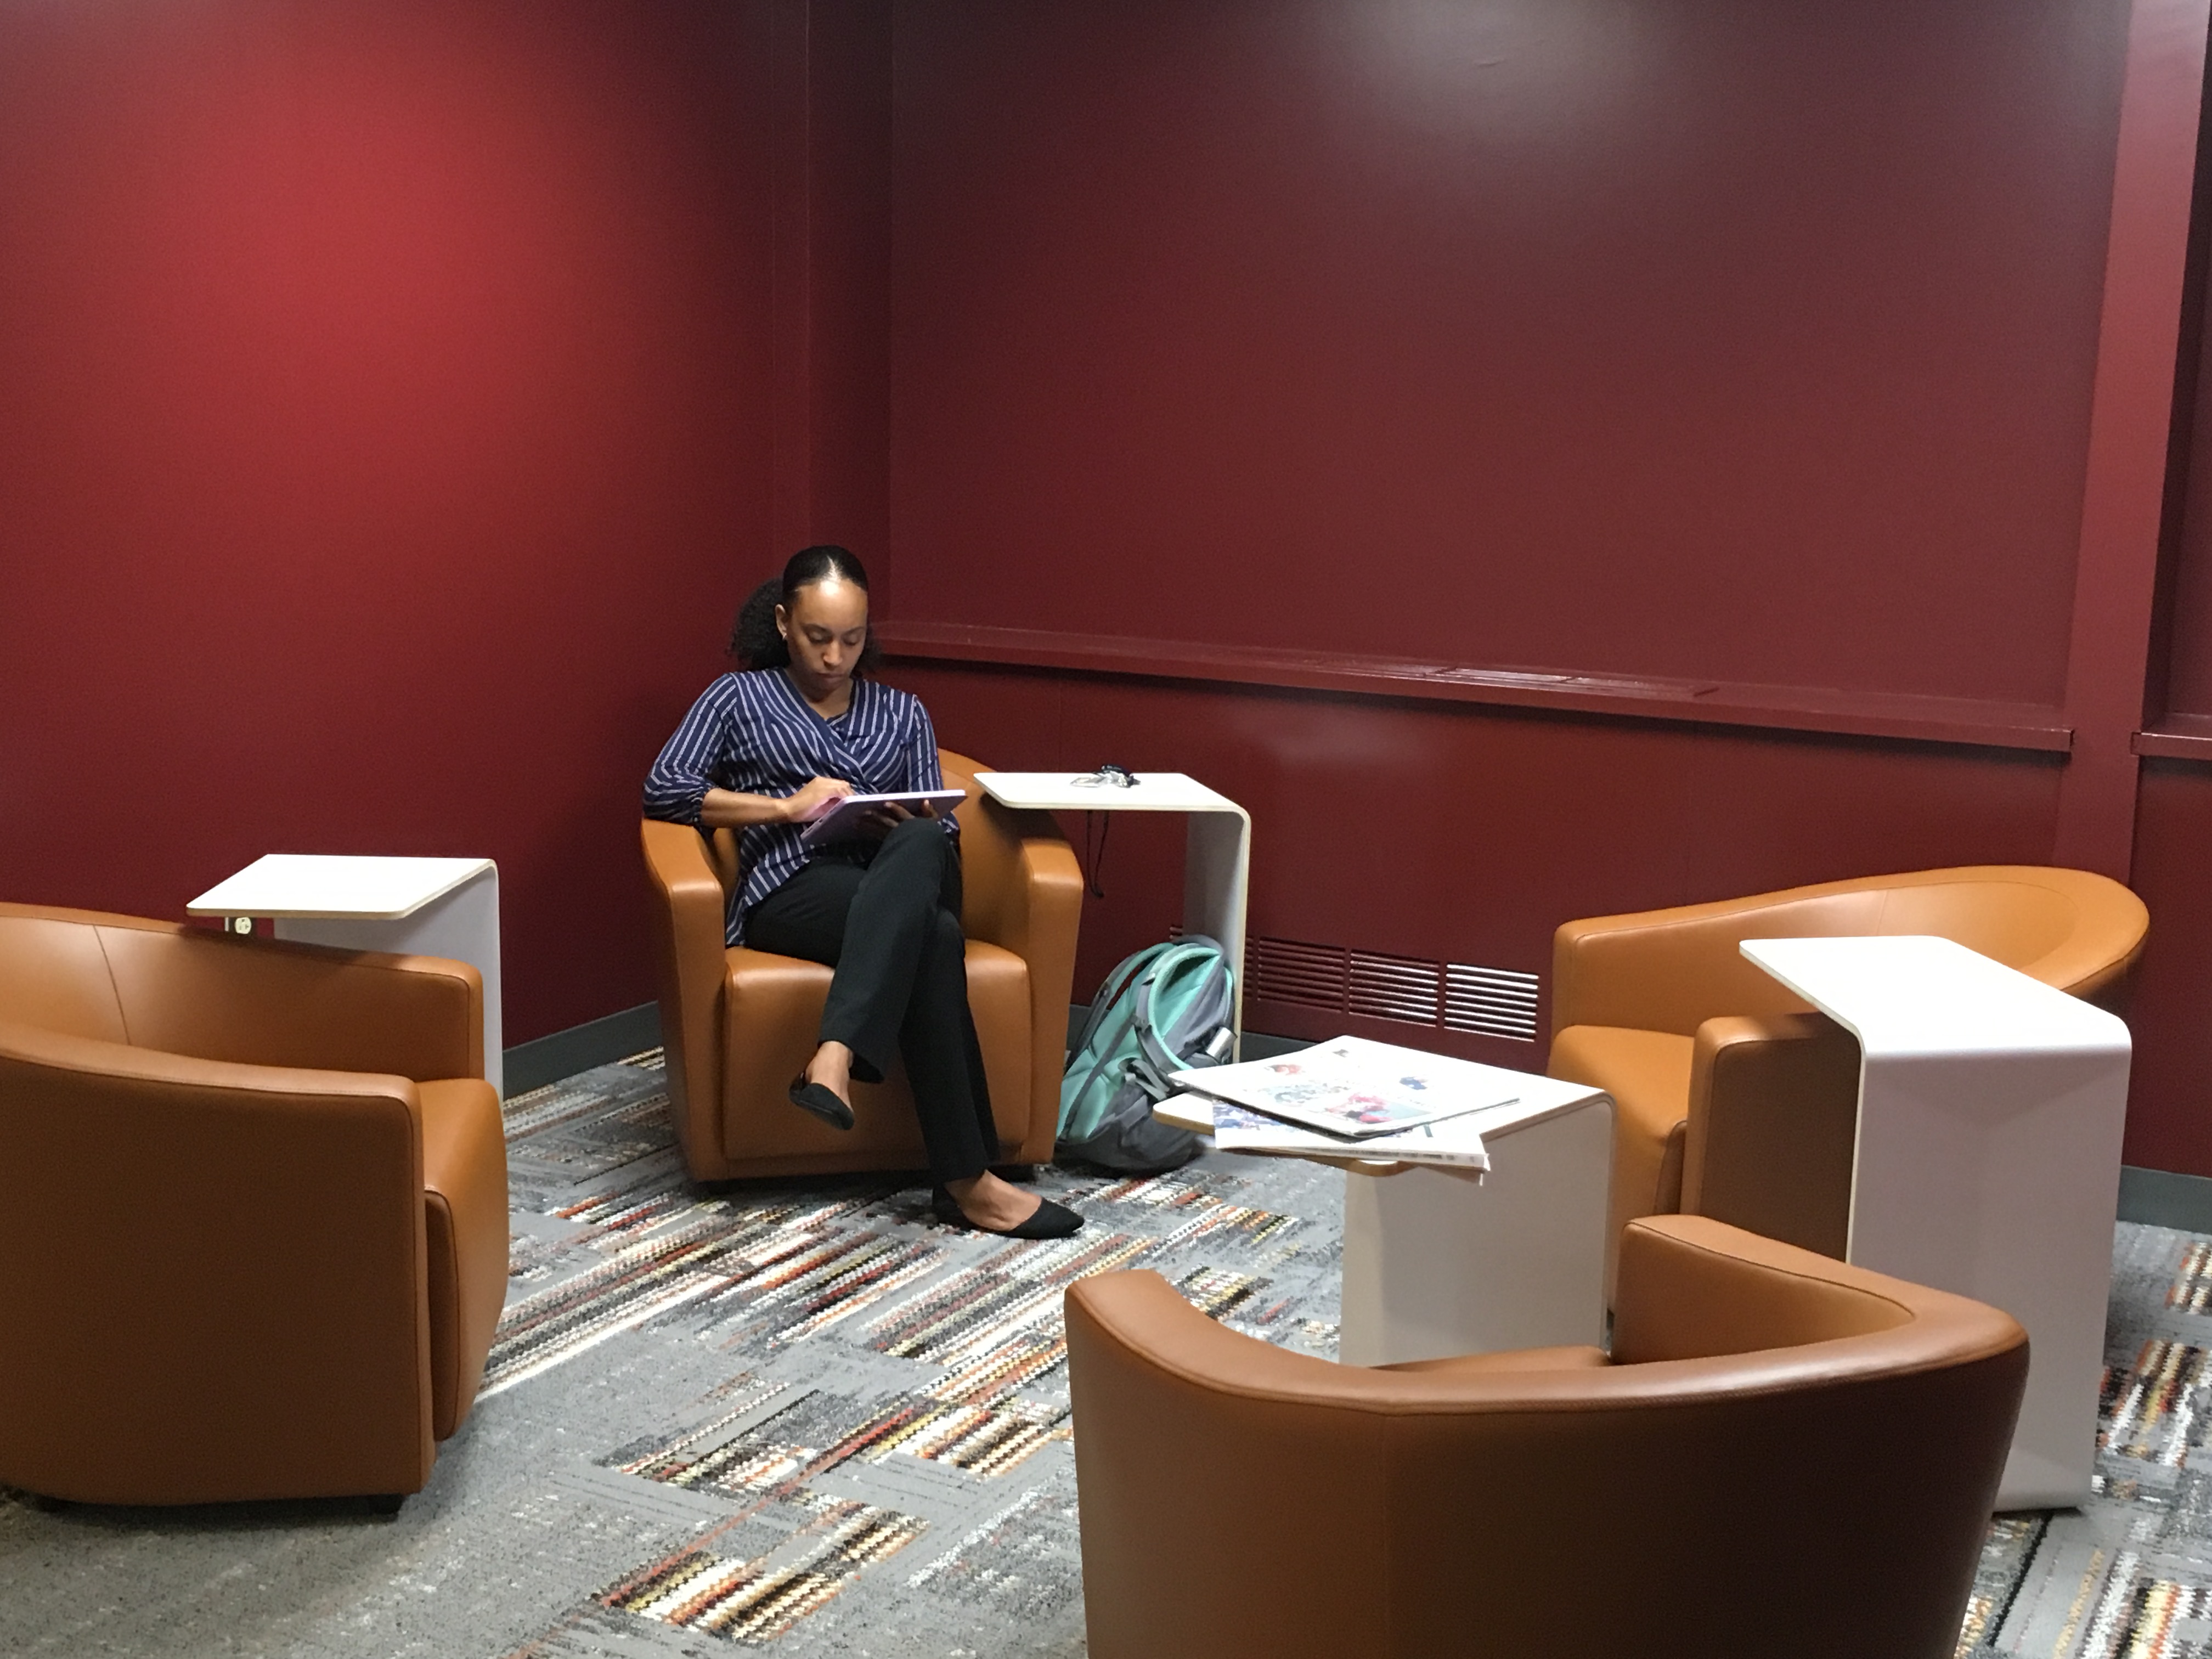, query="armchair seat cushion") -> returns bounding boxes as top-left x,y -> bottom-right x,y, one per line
1549,1024 -> 1694,1245
719,940 -> 1032,1166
